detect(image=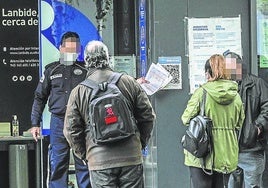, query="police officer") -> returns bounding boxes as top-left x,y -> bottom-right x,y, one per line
30,31 -> 91,188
